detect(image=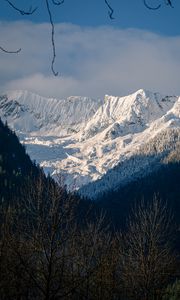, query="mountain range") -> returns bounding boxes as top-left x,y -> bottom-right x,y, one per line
0,88 -> 179,199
